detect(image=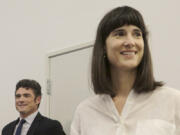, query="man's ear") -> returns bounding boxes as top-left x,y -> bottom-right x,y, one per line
35,96 -> 41,105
